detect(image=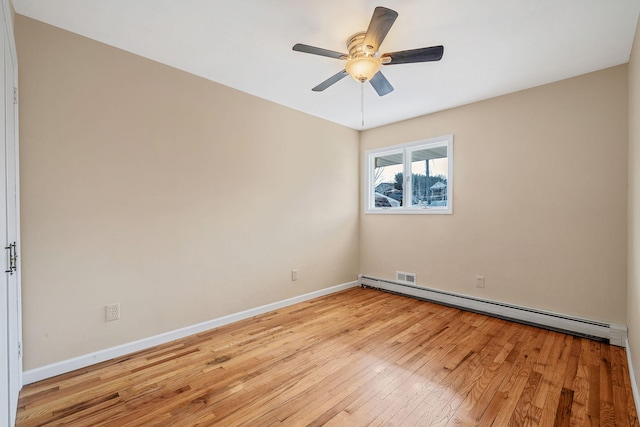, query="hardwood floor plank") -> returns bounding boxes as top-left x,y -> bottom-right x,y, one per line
539,335 -> 574,426
569,376 -> 588,427
587,342 -> 602,426
15,288 -> 640,426
553,387 -> 574,427
563,337 -> 583,390
612,345 -> 640,426
508,370 -> 543,426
